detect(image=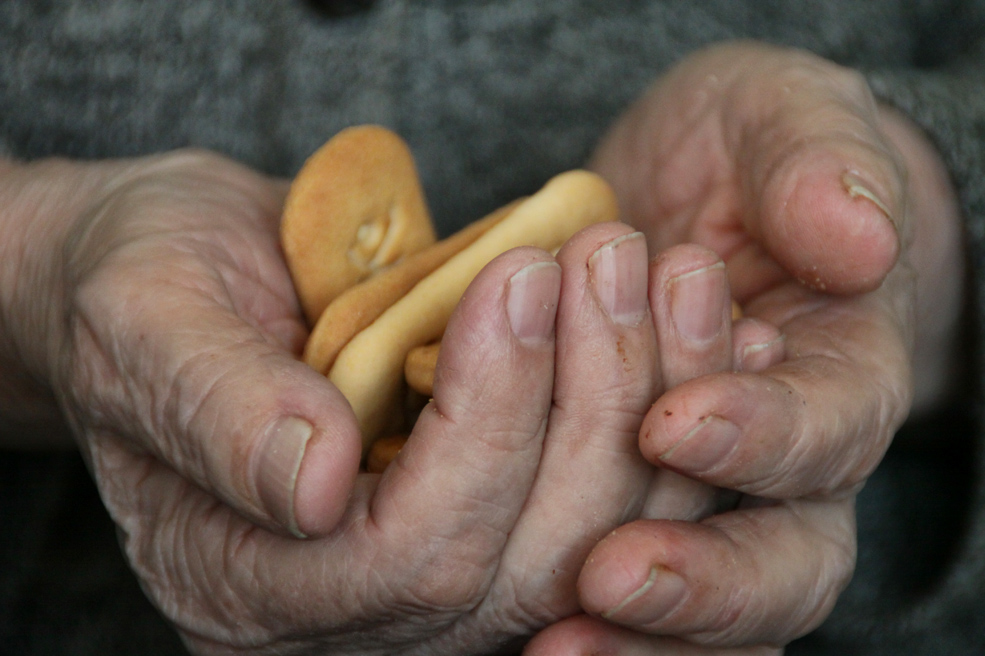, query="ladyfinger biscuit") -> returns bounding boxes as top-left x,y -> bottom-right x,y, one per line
281,125 -> 436,325
366,435 -> 409,474
303,200 -> 521,375
404,342 -> 441,397
330,169 -> 619,450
